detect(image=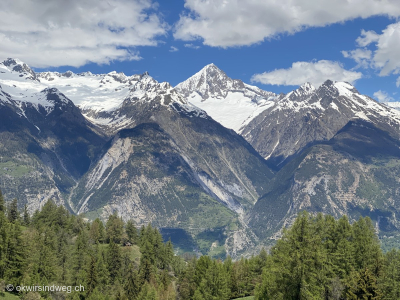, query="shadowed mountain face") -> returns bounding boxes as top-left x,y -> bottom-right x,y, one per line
249,120 -> 400,242
0,86 -> 107,212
